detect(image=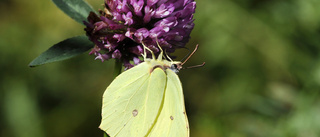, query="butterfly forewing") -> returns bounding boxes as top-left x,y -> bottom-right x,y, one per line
100,63 -> 167,137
